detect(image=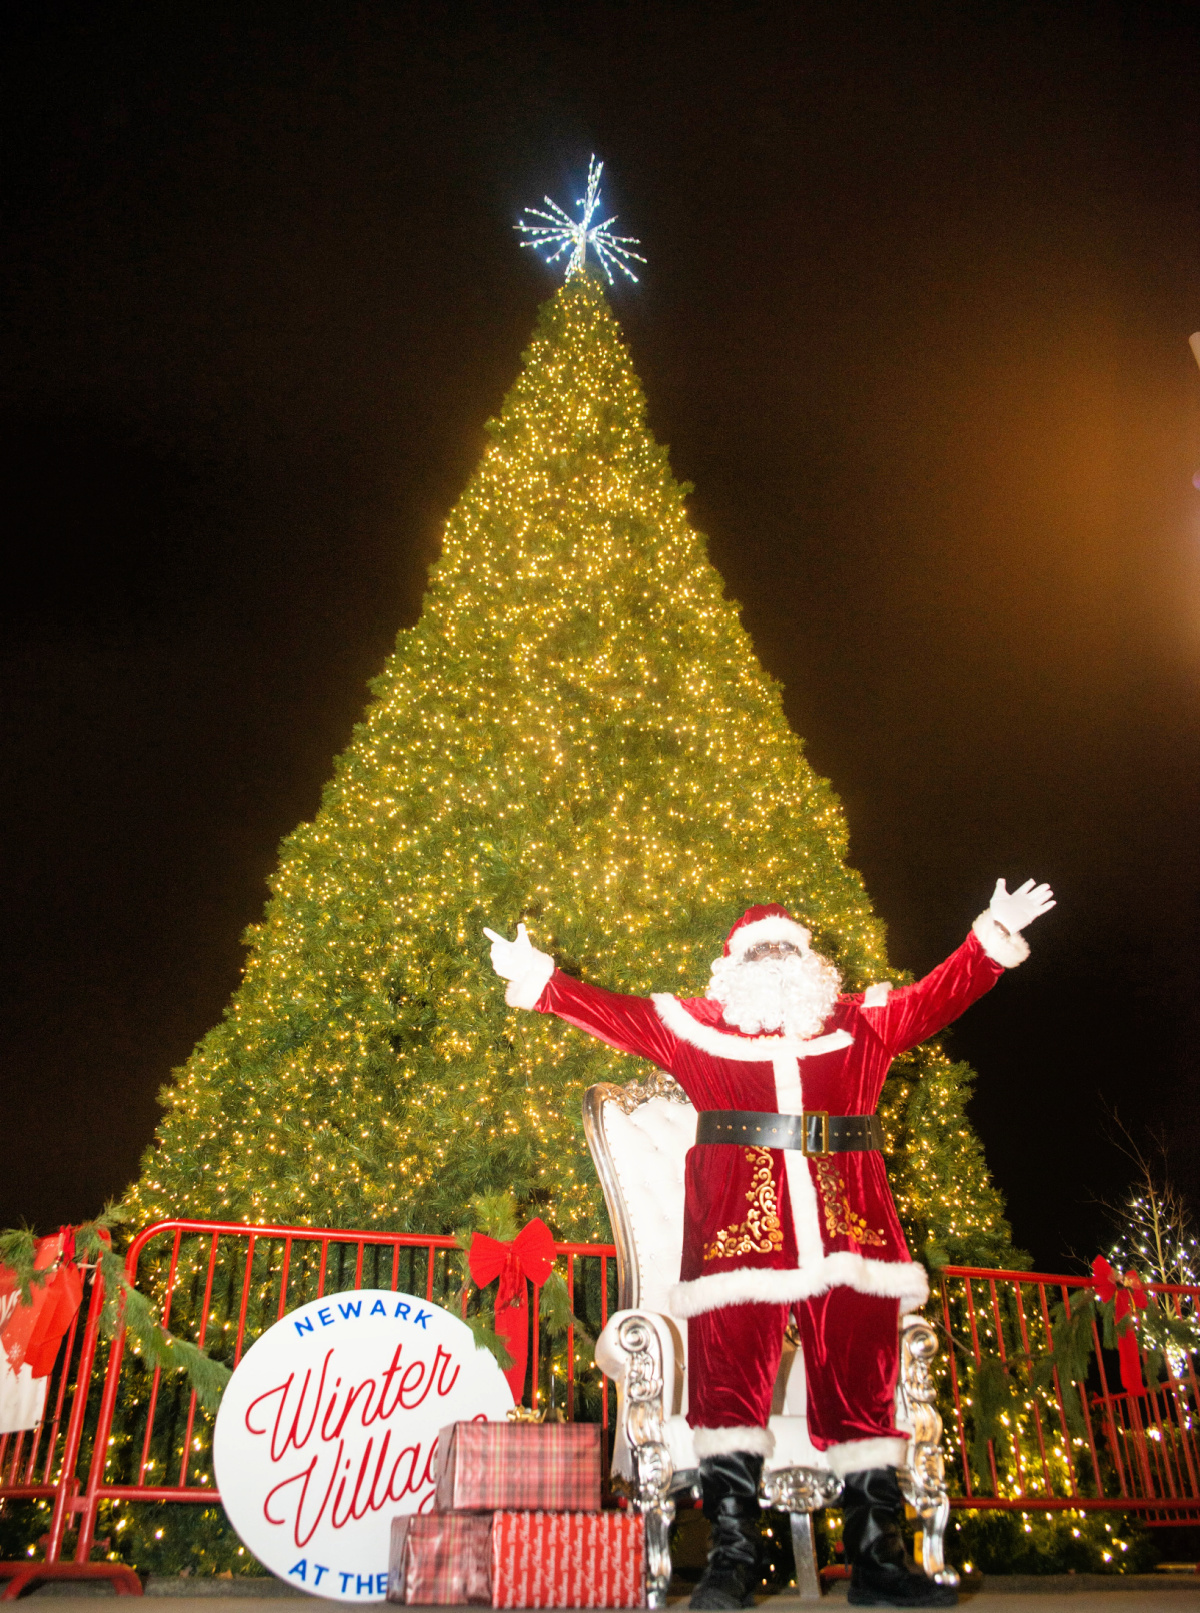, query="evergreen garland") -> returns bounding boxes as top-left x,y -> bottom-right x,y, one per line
961,1283 -> 1200,1470
0,1212 -> 230,1413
